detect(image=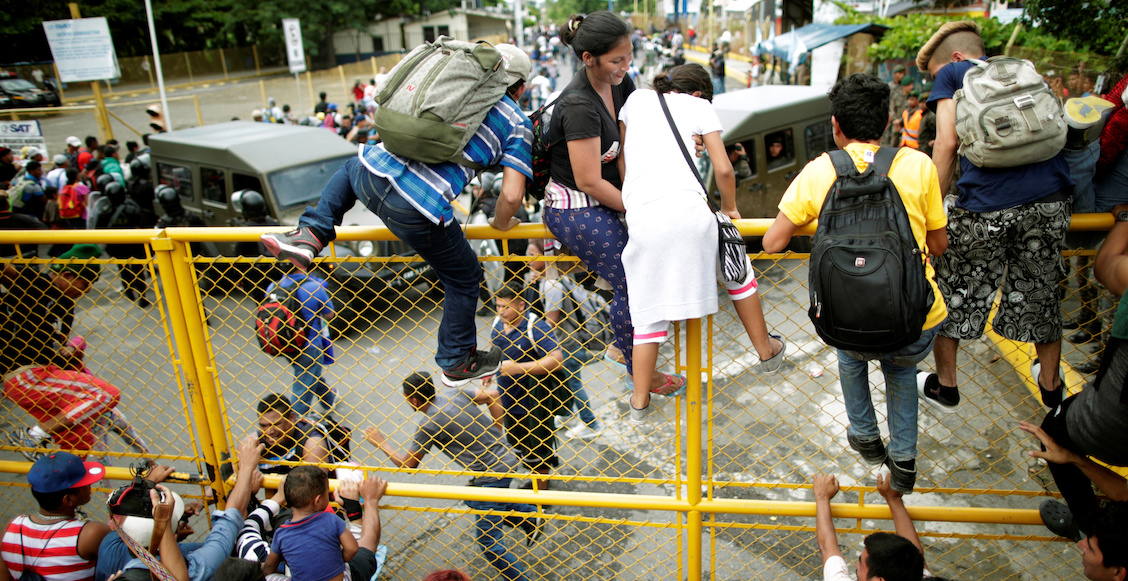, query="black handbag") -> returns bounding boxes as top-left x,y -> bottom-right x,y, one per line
655,91 -> 748,283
